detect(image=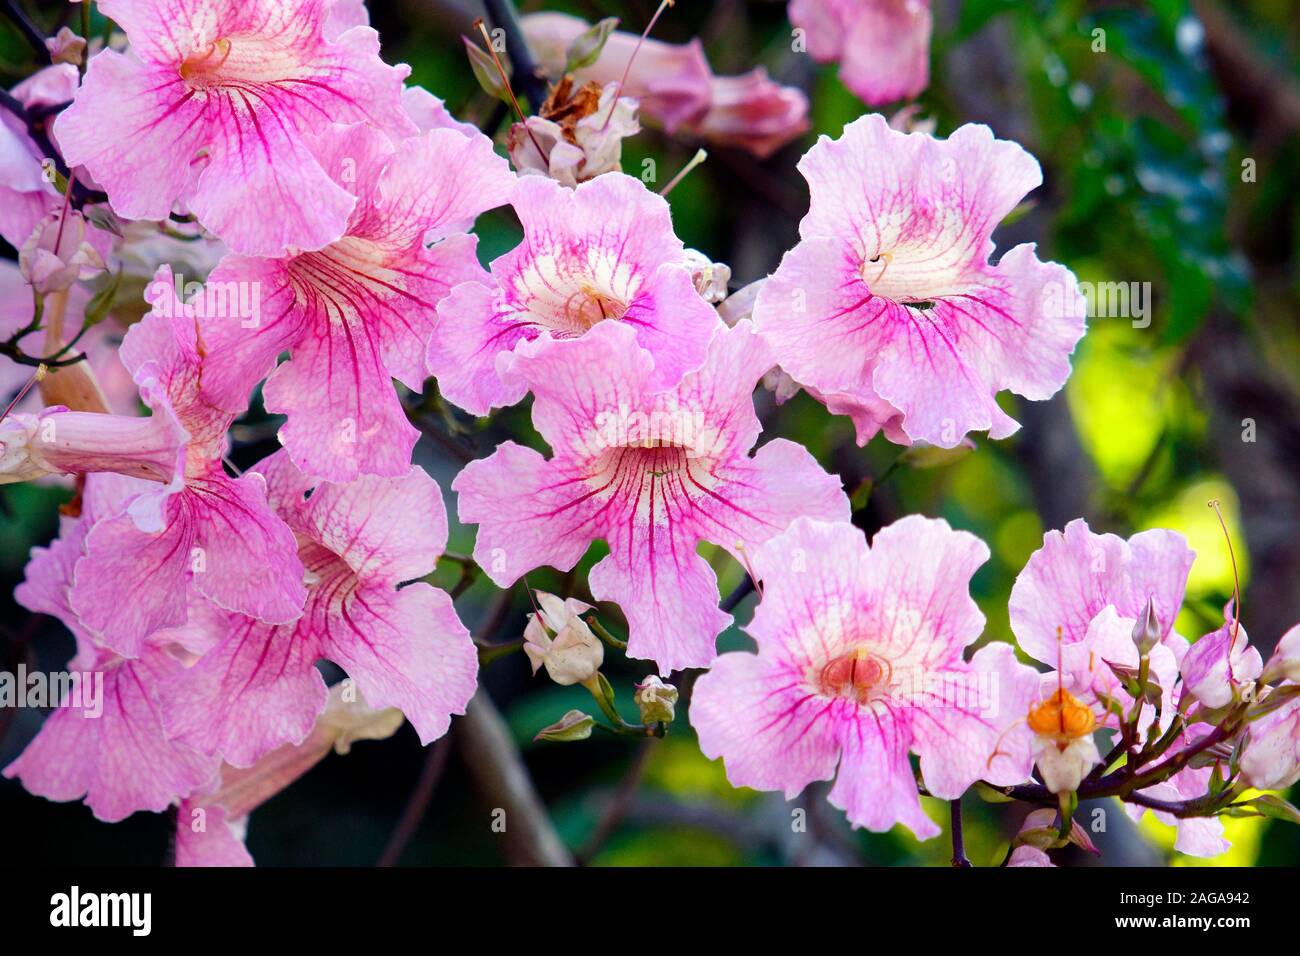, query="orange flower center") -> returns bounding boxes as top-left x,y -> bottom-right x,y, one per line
1027,688 -> 1097,747
818,648 -> 891,703
179,38 -> 233,86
